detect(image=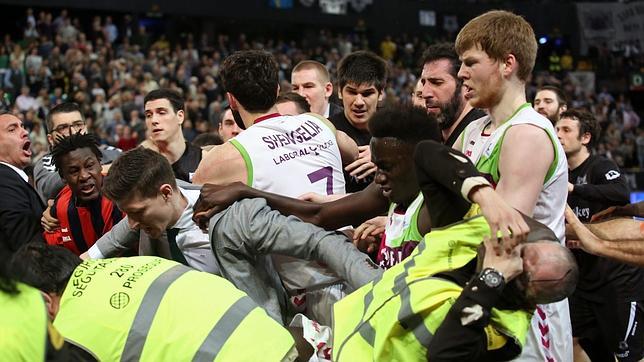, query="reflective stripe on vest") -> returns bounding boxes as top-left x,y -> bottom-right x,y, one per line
121,265 -> 189,361
55,257 -> 294,362
193,296 -> 255,362
334,216 -> 531,361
